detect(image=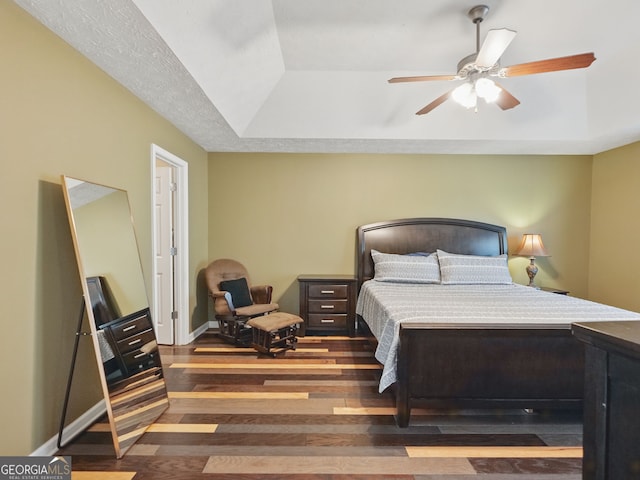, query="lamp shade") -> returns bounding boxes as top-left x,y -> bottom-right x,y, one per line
515,234 -> 550,258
